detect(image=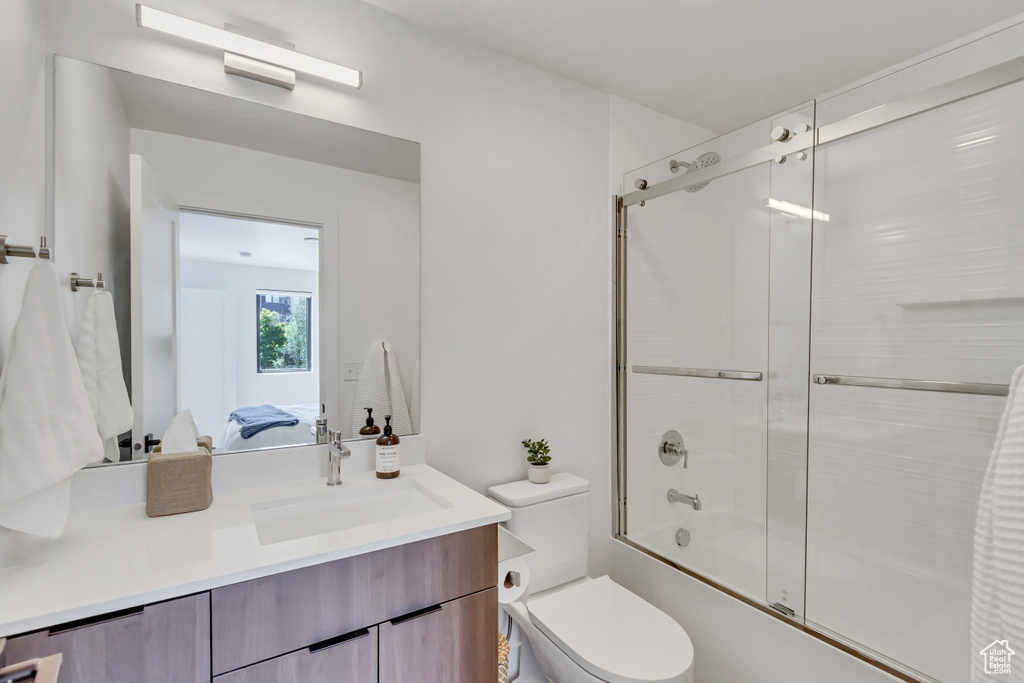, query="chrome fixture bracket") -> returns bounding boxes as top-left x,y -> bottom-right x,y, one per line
0,235 -> 37,264
70,272 -> 105,292
222,24 -> 297,90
